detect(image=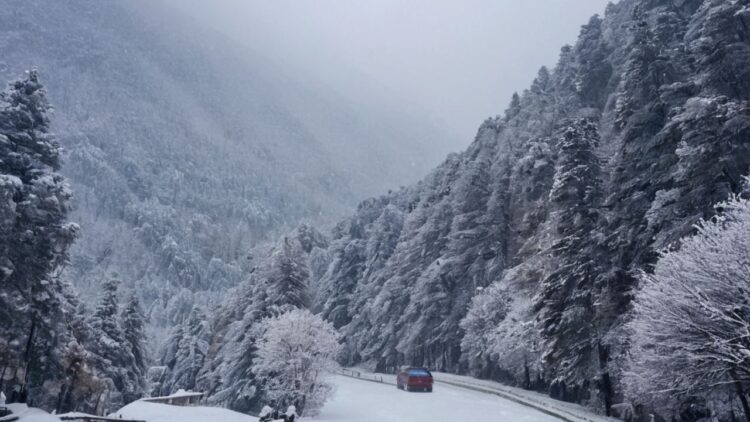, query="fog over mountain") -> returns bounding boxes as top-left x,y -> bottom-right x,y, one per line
0,0 -> 462,337
167,0 -> 609,140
